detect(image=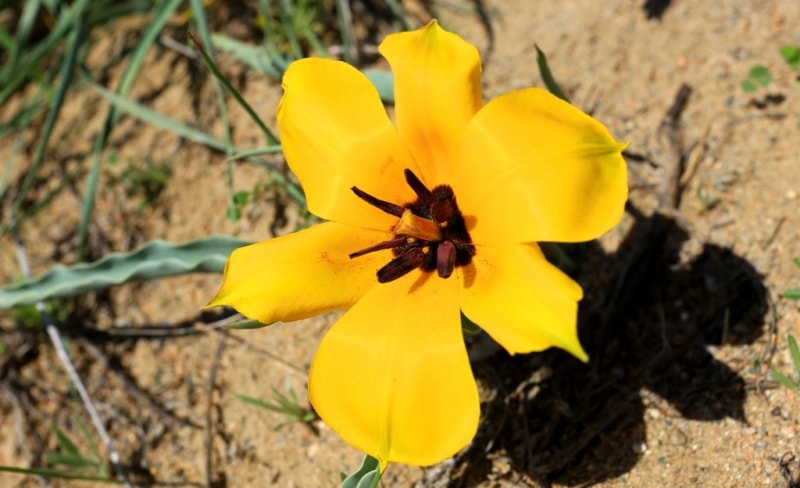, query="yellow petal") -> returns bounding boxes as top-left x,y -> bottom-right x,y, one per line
457,88 -> 628,245
460,243 -> 588,360
207,222 -> 390,324
379,20 -> 482,187
278,58 -> 419,229
309,271 -> 479,468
